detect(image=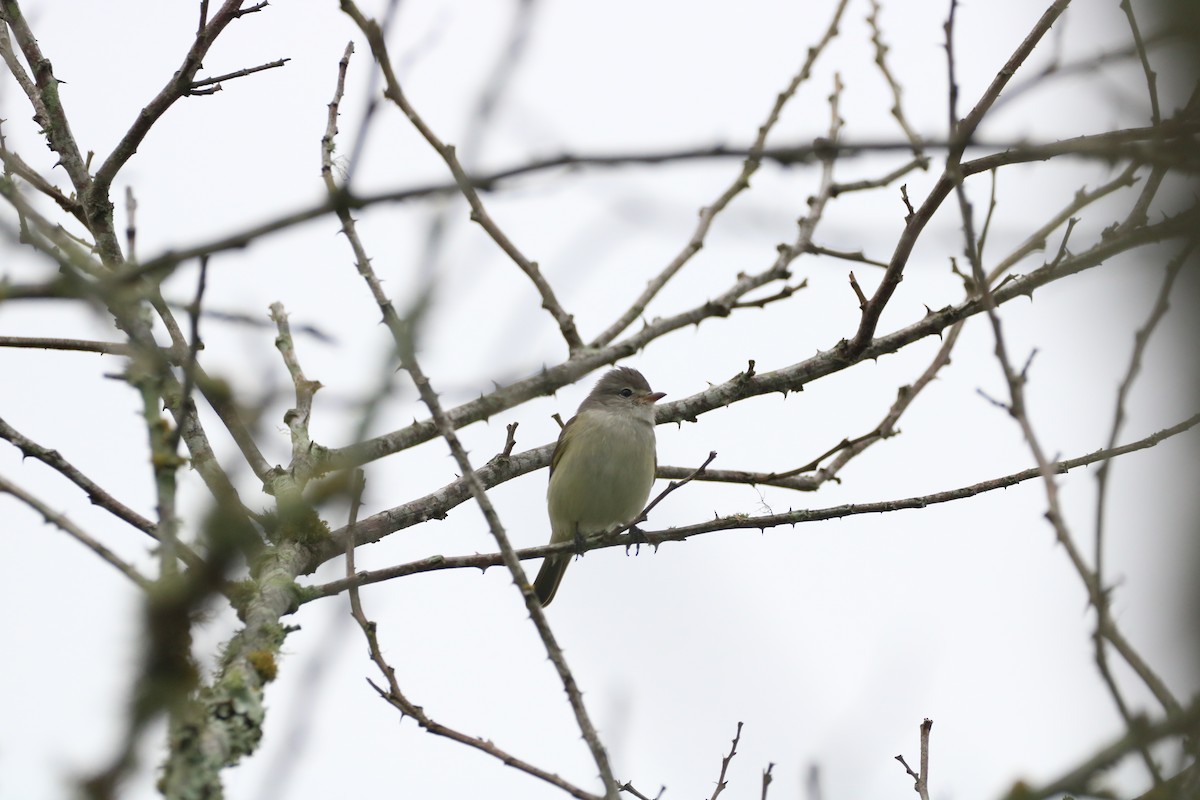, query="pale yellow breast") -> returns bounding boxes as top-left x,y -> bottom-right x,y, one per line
547,409 -> 657,542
